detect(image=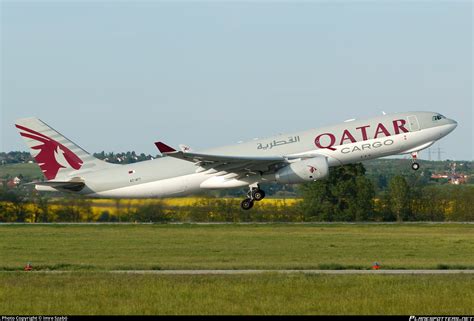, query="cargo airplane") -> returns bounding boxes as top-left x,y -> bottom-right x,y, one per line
15,111 -> 457,209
